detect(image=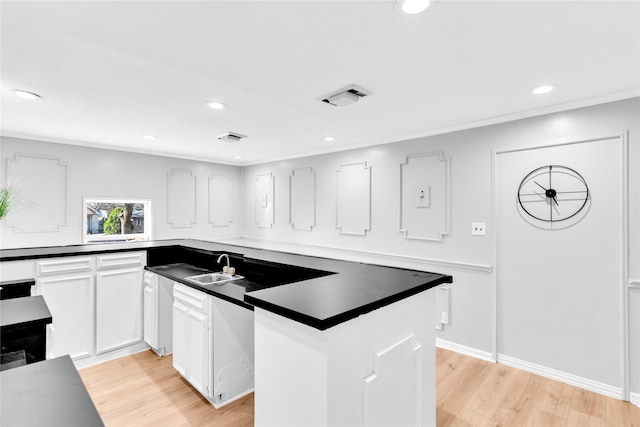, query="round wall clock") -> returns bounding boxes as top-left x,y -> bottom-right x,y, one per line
517,165 -> 589,222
